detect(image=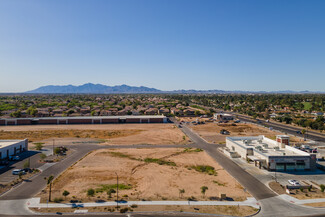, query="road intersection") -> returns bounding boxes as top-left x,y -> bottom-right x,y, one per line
0,120 -> 325,216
